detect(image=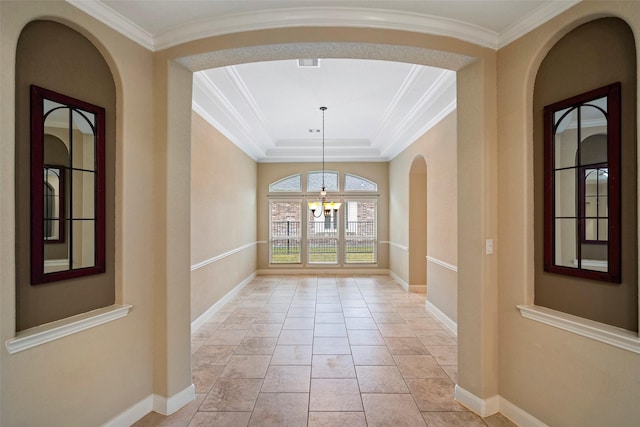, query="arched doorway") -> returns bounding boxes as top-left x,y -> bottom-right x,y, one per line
409,155 -> 427,293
